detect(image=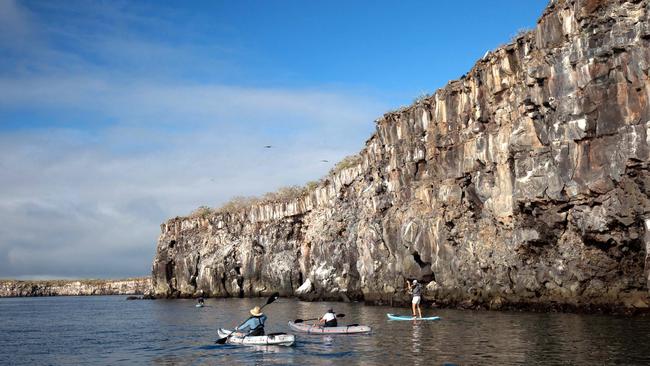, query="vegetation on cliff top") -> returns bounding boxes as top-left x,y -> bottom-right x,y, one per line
191,153 -> 364,217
